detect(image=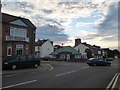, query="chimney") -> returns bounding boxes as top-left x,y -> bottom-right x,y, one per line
75,39 -> 81,46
